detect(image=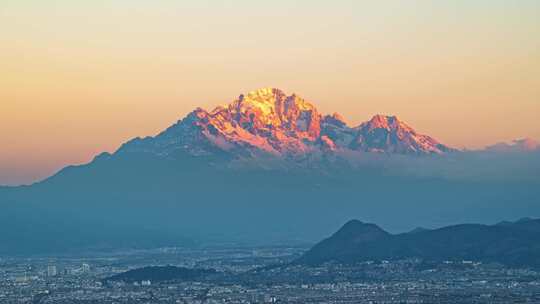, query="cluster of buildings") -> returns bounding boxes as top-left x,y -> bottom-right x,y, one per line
1,247 -> 539,303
